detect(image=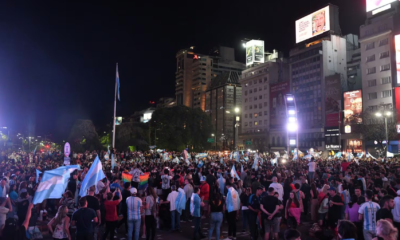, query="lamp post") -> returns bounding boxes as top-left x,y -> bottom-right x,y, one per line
211,134 -> 216,150
375,110 -> 391,158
